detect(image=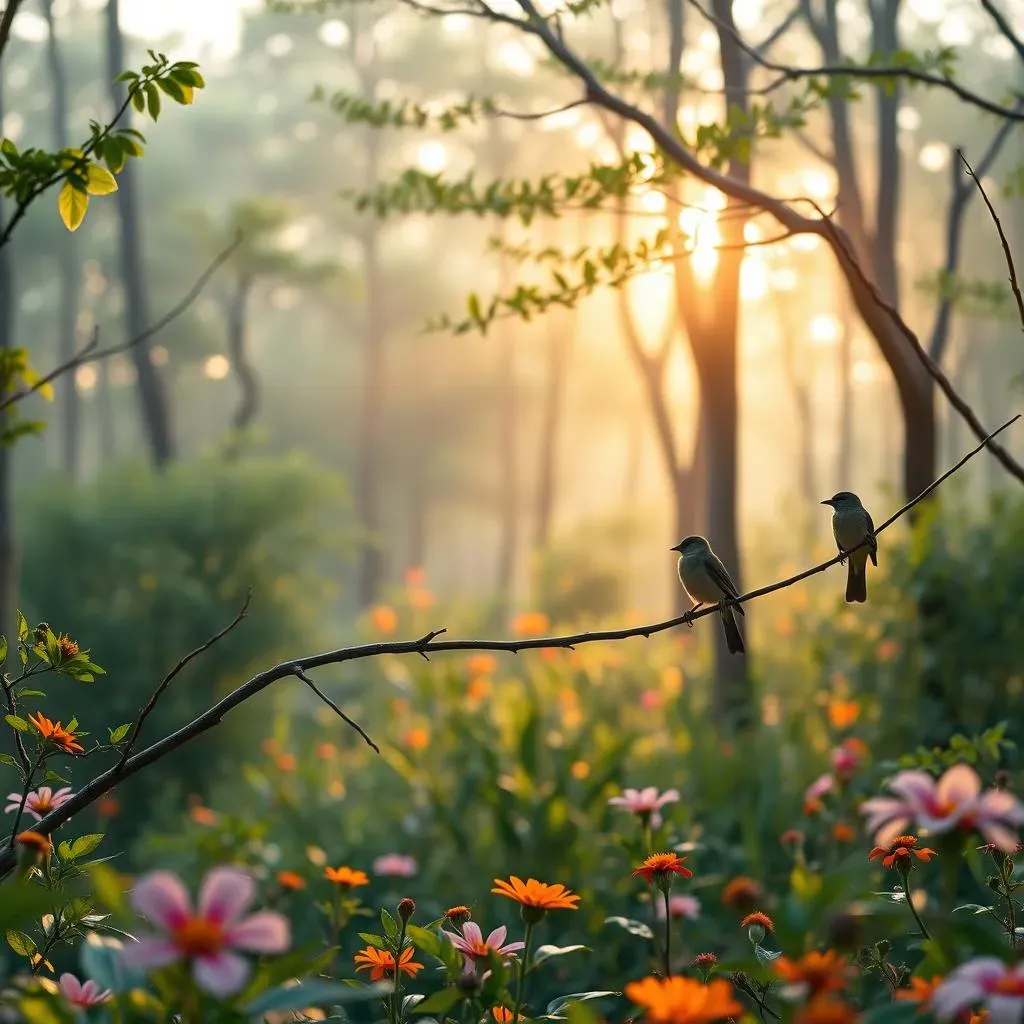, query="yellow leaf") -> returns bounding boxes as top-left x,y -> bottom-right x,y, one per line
84,163 -> 118,196
58,147 -> 84,170
57,181 -> 89,232
20,369 -> 54,402
178,83 -> 194,105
